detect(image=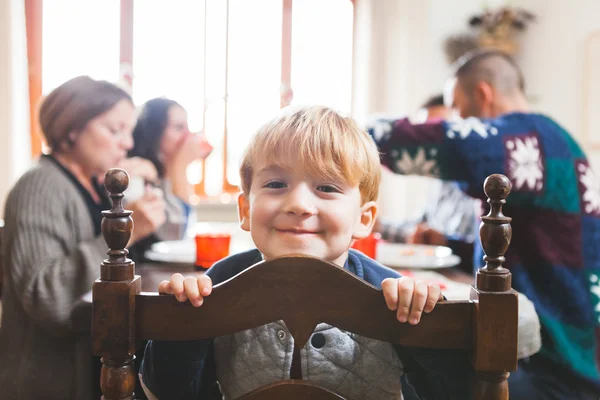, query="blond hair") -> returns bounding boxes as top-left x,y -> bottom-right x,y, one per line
240,105 -> 381,203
